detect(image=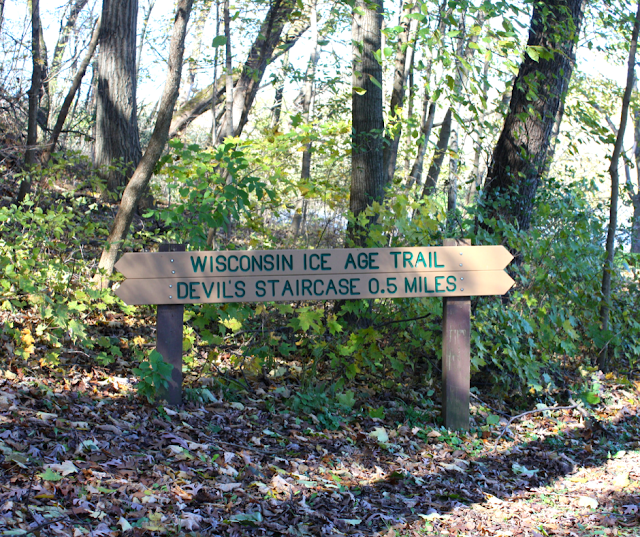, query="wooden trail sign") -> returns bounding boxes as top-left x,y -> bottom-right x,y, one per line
117,242 -> 514,429
115,270 -> 514,305
115,245 -> 513,280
